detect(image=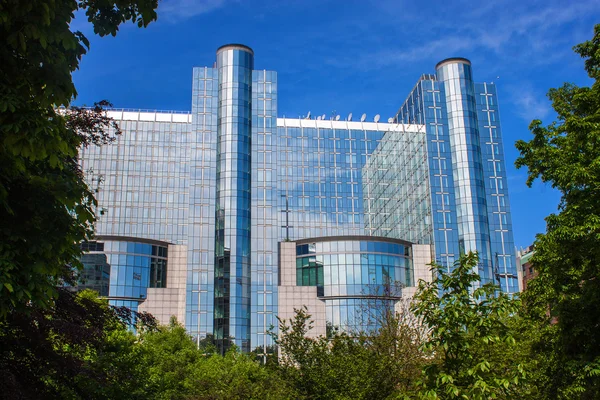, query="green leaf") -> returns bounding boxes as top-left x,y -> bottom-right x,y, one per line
18,31 -> 26,51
